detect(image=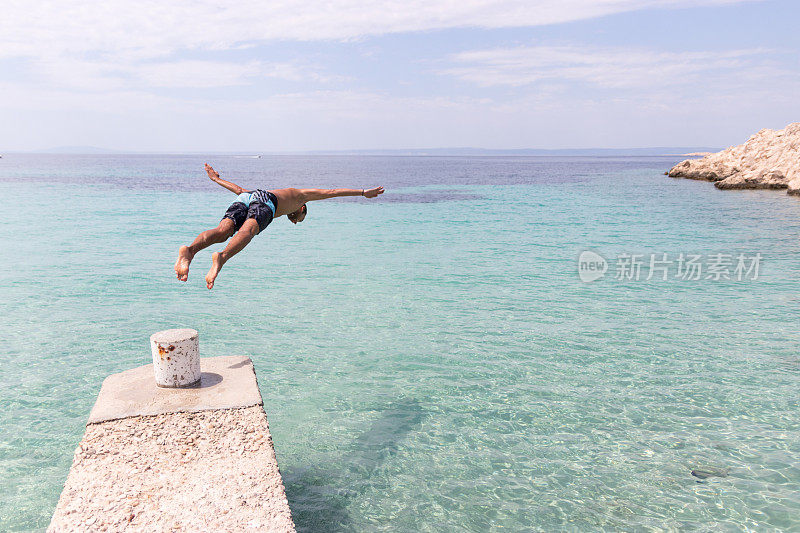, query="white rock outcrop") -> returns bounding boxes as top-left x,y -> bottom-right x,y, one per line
668,122 -> 800,195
